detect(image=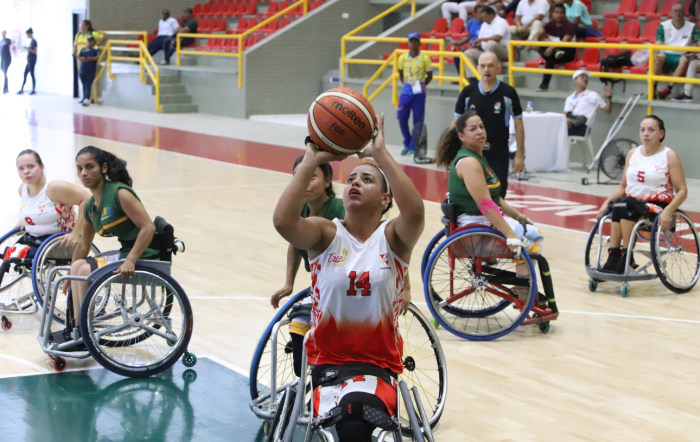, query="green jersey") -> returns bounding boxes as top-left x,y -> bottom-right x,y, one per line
84,181 -> 159,260
298,197 -> 345,271
448,148 -> 501,216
